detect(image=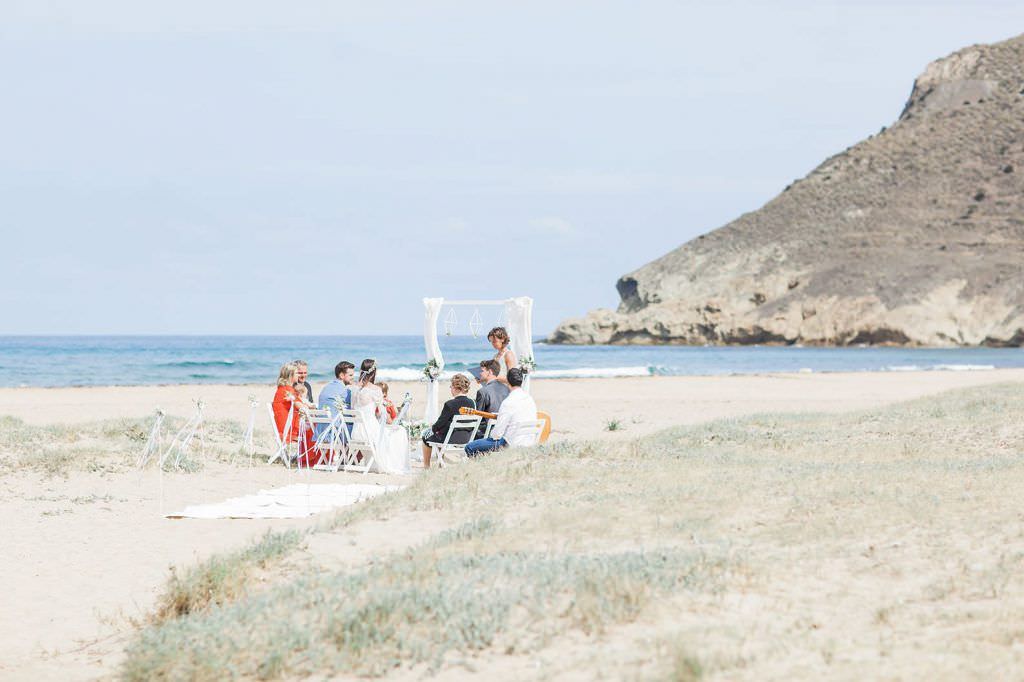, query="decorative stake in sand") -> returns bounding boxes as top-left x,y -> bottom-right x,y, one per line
136,408 -> 165,469
160,399 -> 206,471
242,395 -> 259,458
